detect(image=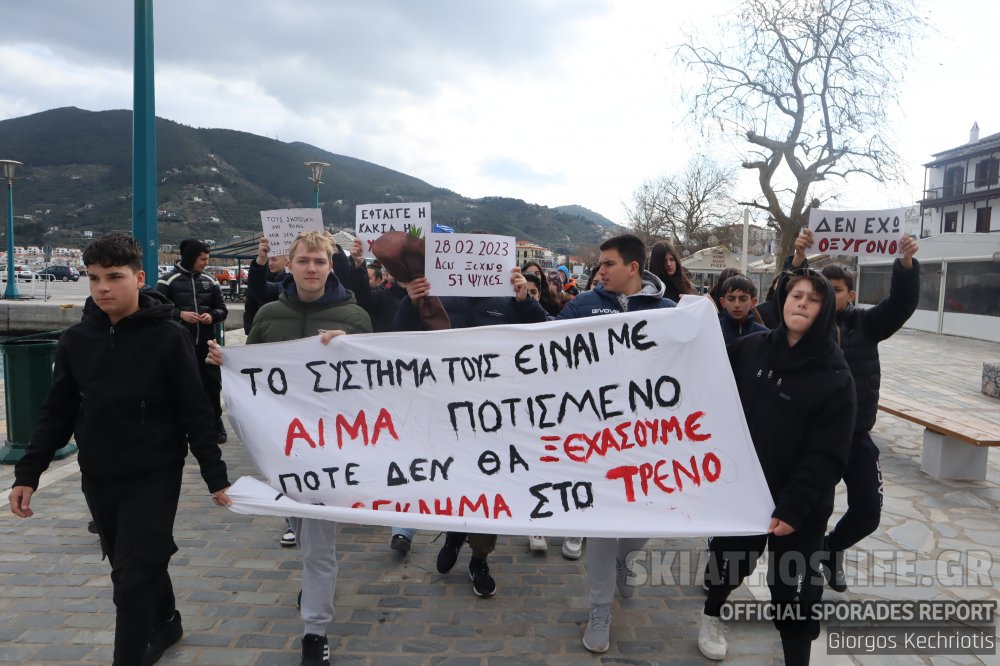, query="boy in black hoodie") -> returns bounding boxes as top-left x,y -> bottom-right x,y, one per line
8,233 -> 231,666
699,268 -> 856,665
789,229 -> 920,592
